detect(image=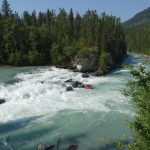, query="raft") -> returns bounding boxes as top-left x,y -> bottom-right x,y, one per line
84,84 -> 93,89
